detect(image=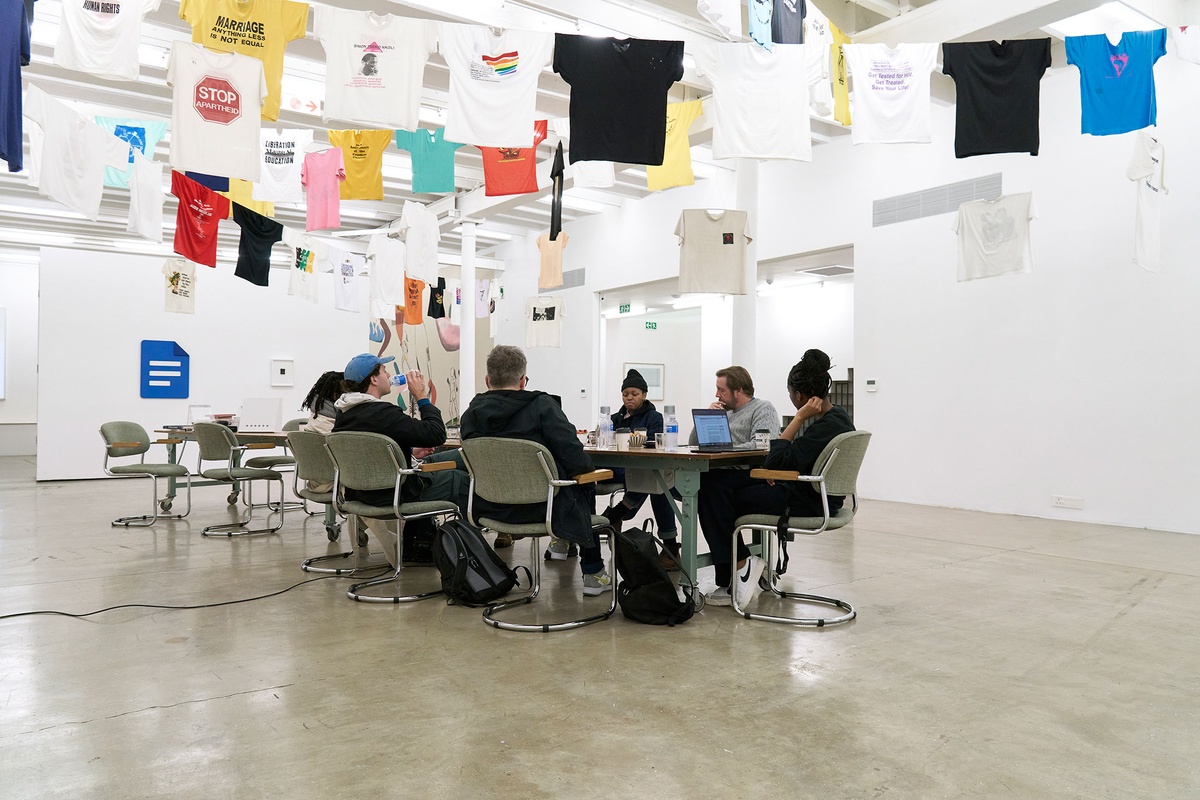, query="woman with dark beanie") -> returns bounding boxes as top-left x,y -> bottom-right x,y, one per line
599,369 -> 682,569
